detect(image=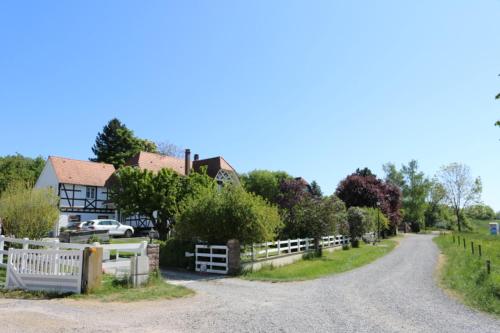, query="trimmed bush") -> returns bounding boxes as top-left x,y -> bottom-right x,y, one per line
159,238 -> 195,269
175,185 -> 282,245
347,207 -> 366,248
